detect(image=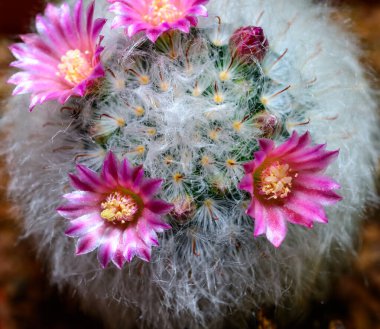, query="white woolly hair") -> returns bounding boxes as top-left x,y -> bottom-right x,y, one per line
1,0 -> 379,328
